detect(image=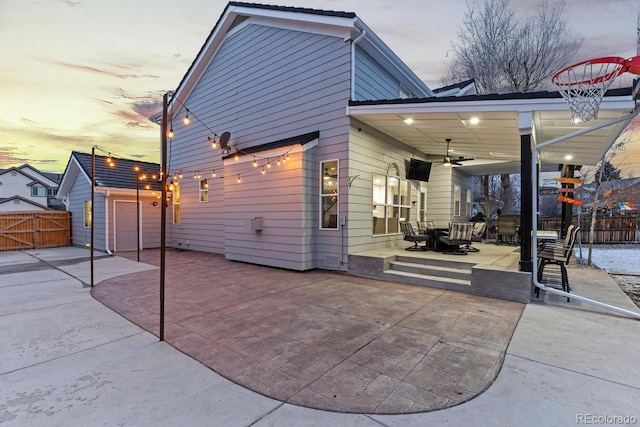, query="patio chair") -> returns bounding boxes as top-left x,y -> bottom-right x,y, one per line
537,226 -> 580,301
400,221 -> 430,251
496,215 -> 518,245
416,220 -> 436,234
463,221 -> 487,252
439,221 -> 474,255
538,225 -> 574,251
